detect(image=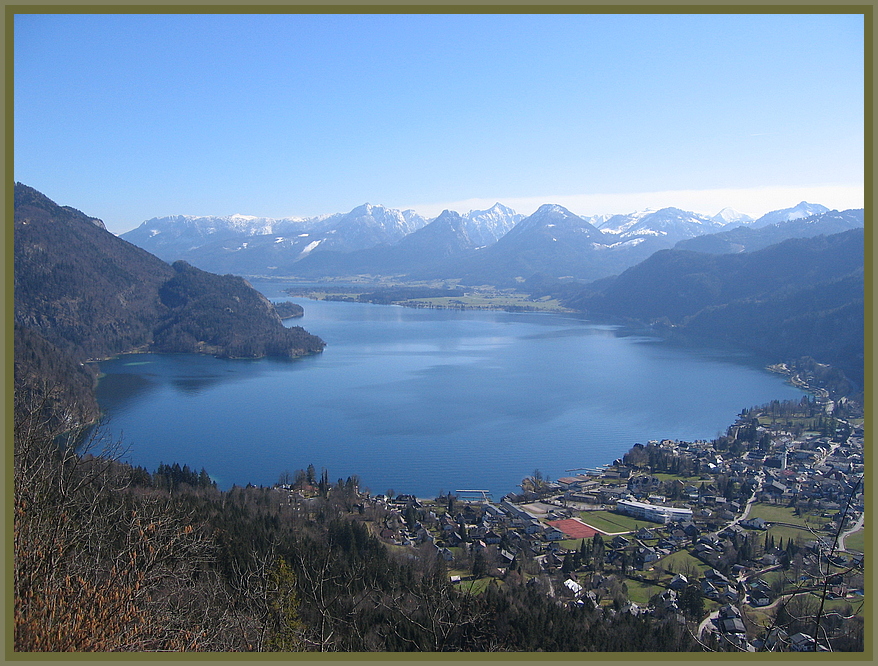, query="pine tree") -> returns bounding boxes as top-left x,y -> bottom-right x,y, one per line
265,558 -> 304,651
